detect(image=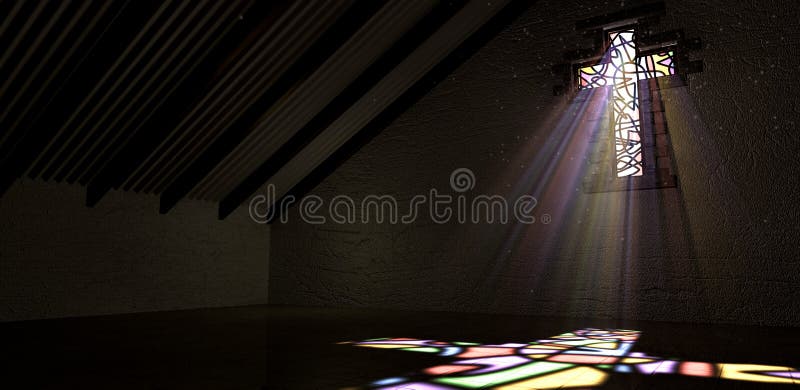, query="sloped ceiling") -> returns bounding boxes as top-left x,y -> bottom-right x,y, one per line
0,0 -> 530,219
